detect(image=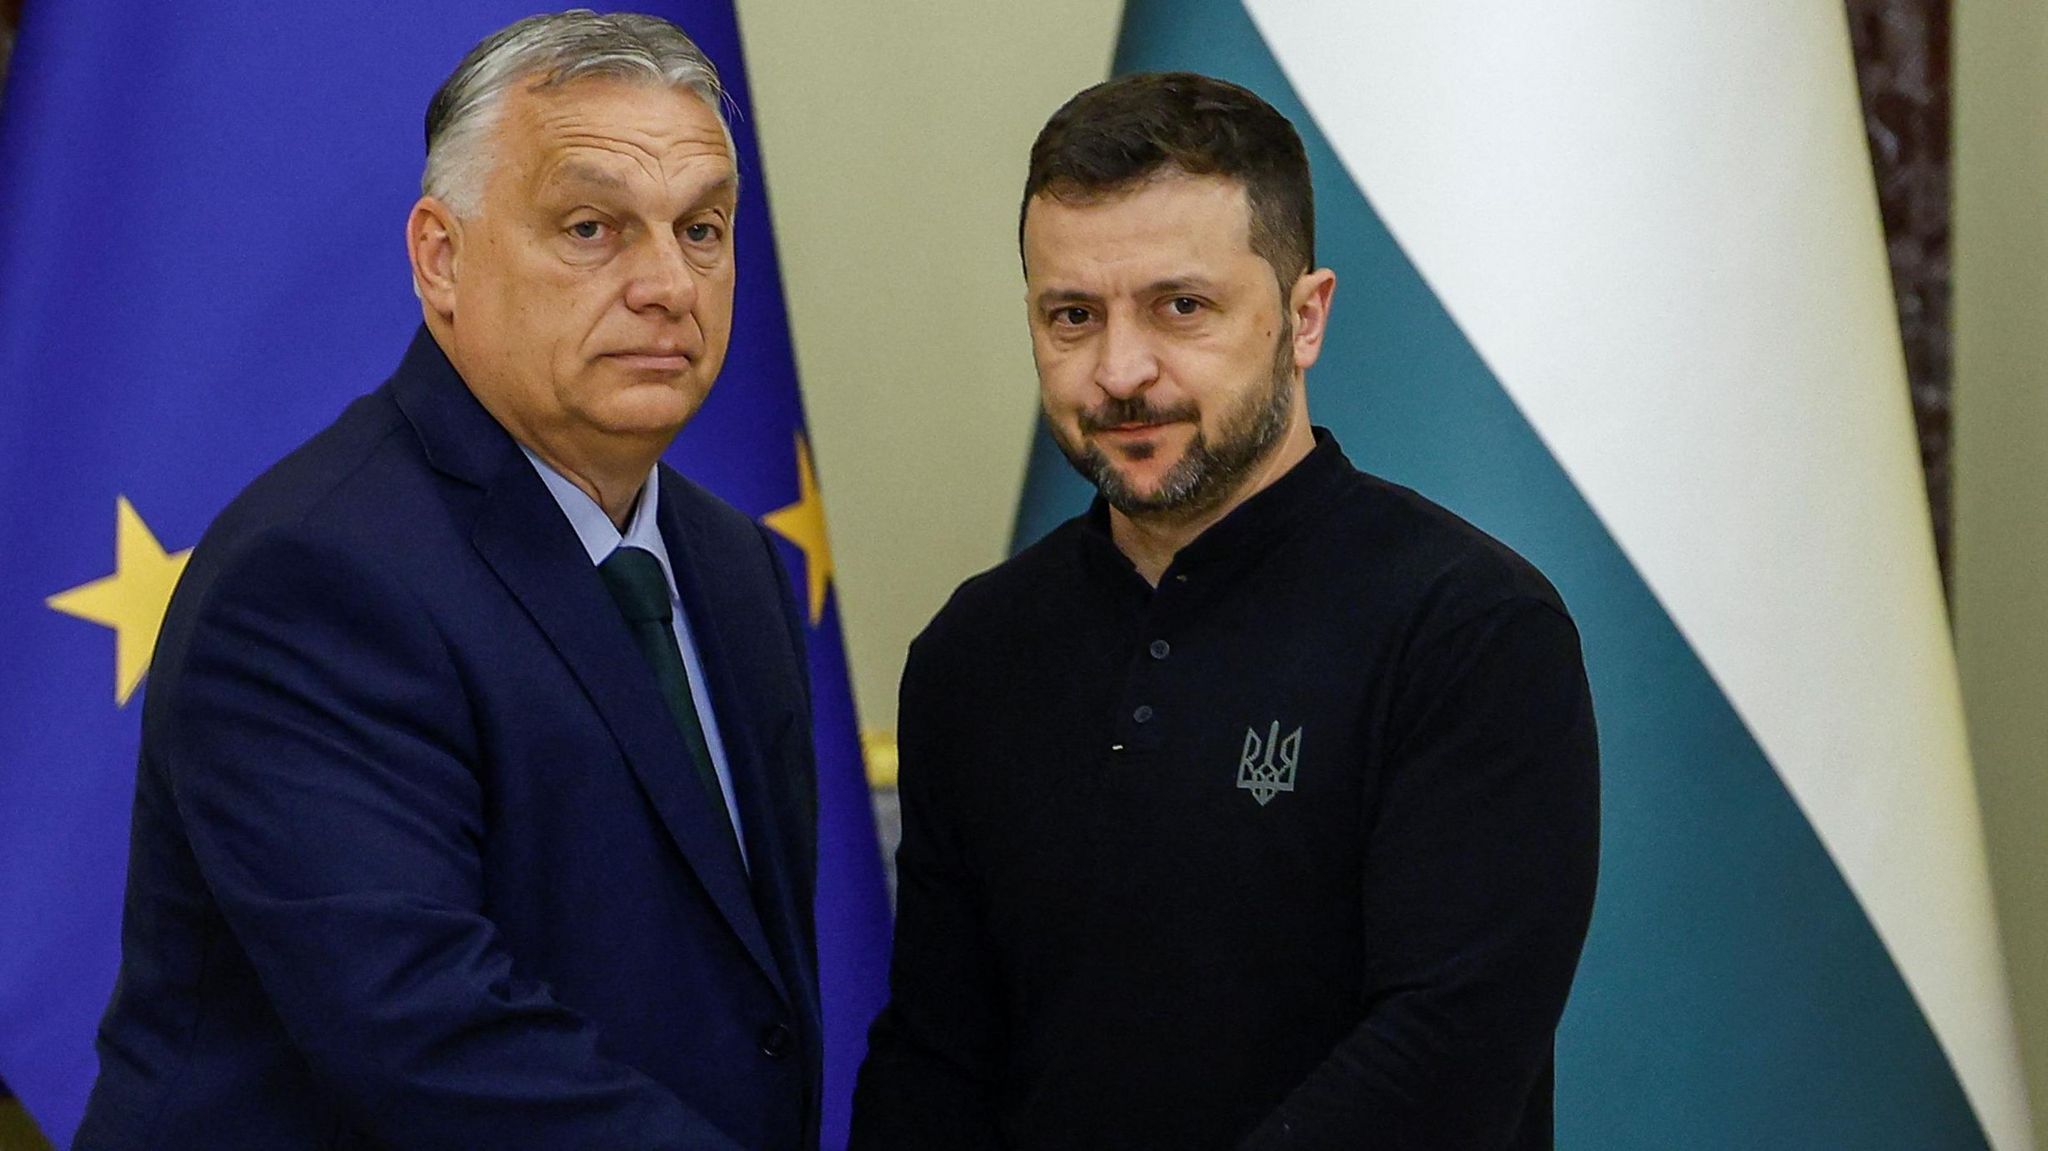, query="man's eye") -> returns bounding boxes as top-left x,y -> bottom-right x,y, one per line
1167,296 -> 1201,316
1053,307 -> 1092,327
568,220 -> 607,241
